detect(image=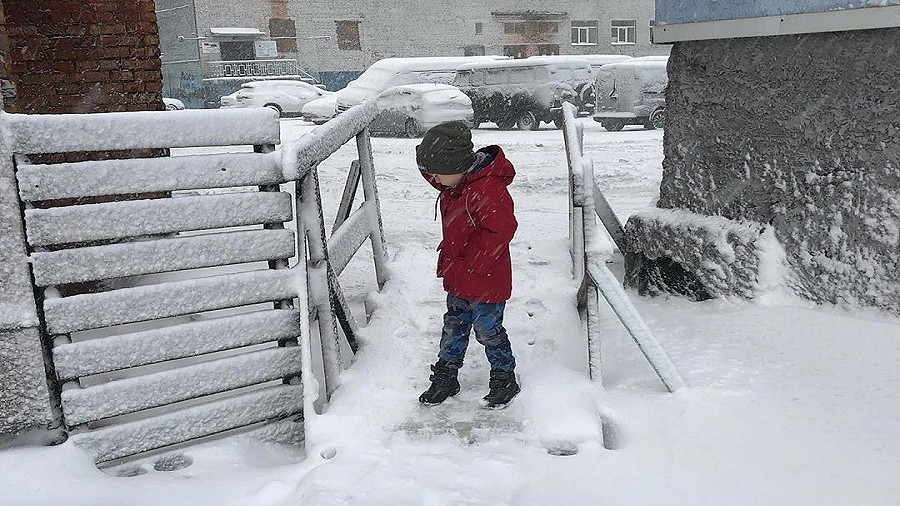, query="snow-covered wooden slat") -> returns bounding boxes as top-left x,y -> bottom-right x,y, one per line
72,384 -> 303,463
328,201 -> 374,277
586,256 -> 686,392
24,192 -> 293,247
31,229 -> 295,286
54,309 -> 300,380
62,346 -> 302,425
43,269 -> 298,334
17,151 -> 284,202
591,181 -> 627,253
282,100 -> 379,181
7,108 -> 280,154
